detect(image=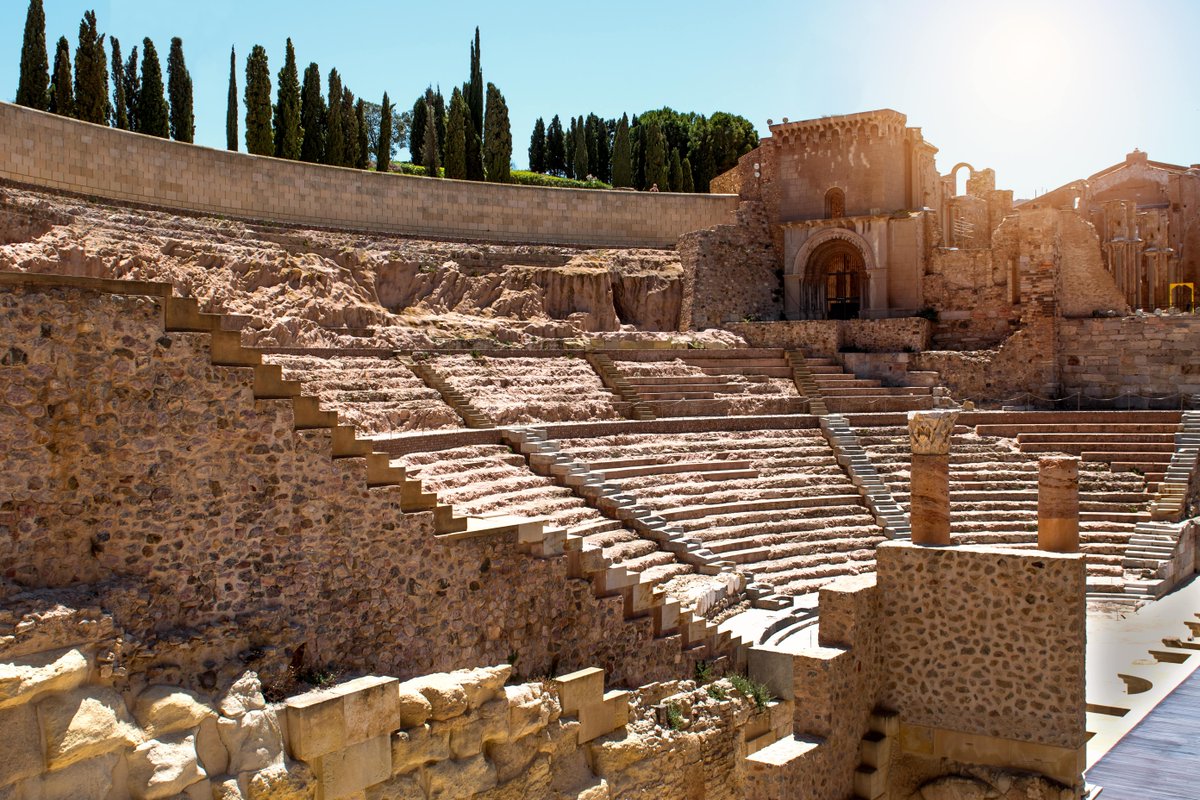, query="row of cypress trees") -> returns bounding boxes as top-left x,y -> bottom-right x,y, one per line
16,1 -> 194,142
528,110 -> 759,192
231,39 -> 393,172
407,29 -> 512,182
